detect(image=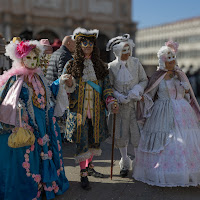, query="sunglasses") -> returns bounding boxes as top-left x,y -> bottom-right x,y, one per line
81,40 -> 94,47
